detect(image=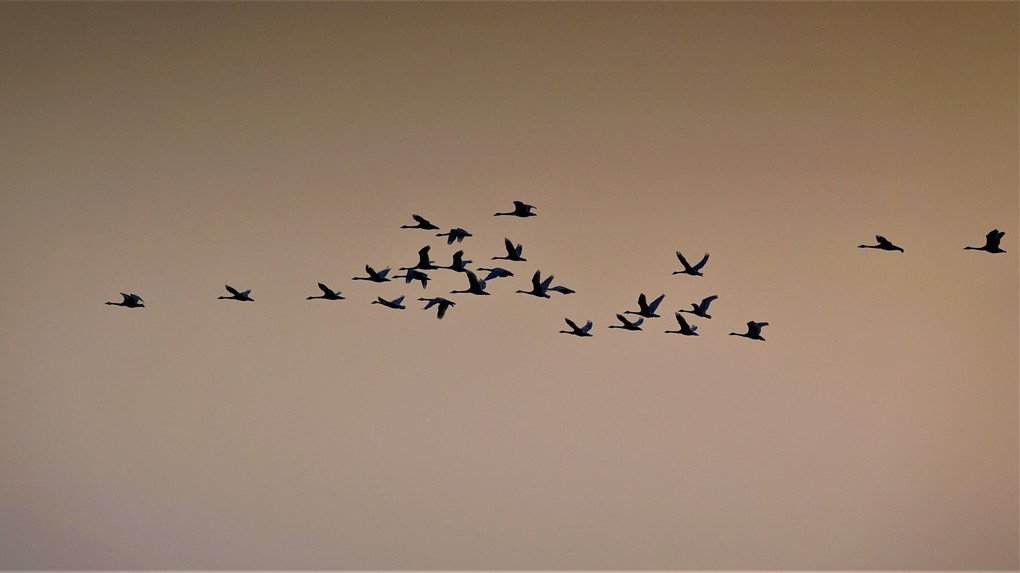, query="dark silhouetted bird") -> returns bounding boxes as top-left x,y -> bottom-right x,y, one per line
964,229 -> 1006,253
664,312 -> 699,336
494,200 -> 536,217
548,284 -> 575,295
450,270 -> 490,295
352,265 -> 391,283
439,250 -> 472,272
394,269 -> 430,288
560,318 -> 593,337
436,228 -> 472,244
678,295 -> 718,319
673,251 -> 709,276
730,321 -> 768,341
106,293 -> 144,308
516,270 -> 554,298
218,285 -> 254,301
372,295 -> 406,309
307,283 -> 344,300
609,314 -> 643,331
476,267 -> 514,281
400,245 -> 439,271
625,293 -> 666,318
858,235 -> 904,252
492,238 -> 526,262
419,297 -> 456,319
400,214 -> 439,230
